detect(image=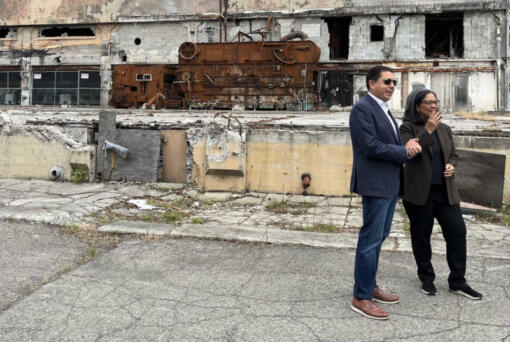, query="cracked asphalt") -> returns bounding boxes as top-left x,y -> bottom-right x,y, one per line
0,179 -> 509,341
